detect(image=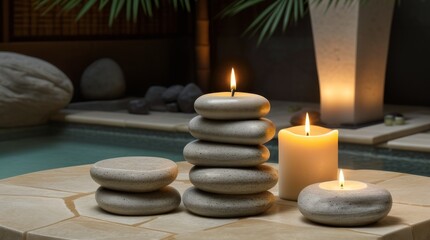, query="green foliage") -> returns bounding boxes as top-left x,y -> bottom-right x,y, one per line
218,0 -> 391,45
33,0 -> 191,26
